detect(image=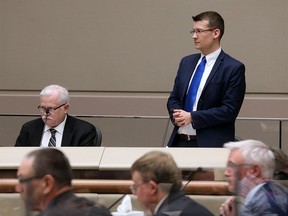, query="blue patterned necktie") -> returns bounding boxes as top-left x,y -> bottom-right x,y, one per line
48,128 -> 57,147
184,56 -> 206,112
